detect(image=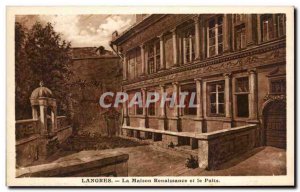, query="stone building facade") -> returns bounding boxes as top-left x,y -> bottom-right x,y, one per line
69,47 -> 122,135
110,14 -> 286,149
